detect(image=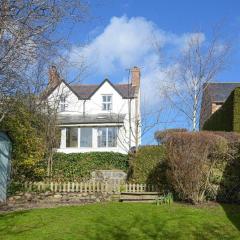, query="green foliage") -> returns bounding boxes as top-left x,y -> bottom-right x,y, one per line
214,149 -> 240,203
156,193 -> 173,205
128,146 -> 168,191
0,102 -> 46,182
203,87 -> 240,132
7,182 -> 26,196
51,152 -> 129,181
